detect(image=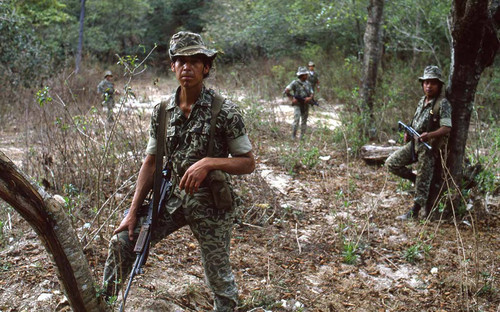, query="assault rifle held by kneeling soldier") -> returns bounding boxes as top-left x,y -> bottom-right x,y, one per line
398,121 -> 431,161
119,167 -> 172,312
